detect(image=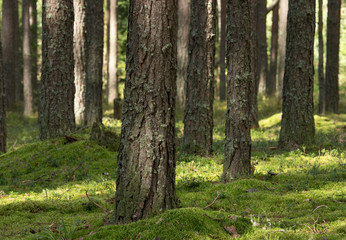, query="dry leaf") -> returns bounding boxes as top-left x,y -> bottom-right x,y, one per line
224,225 -> 240,237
